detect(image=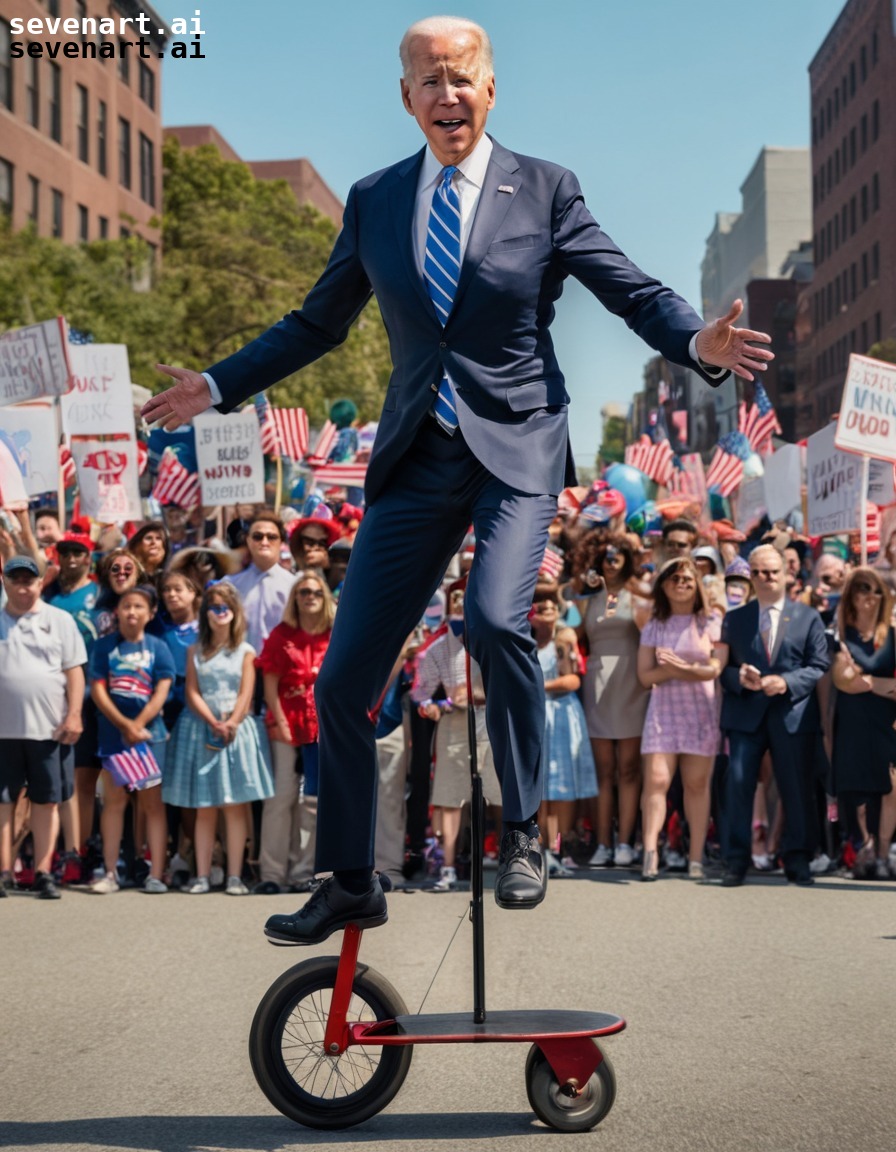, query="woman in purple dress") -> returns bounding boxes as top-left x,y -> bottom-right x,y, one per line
637,557 -> 726,880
